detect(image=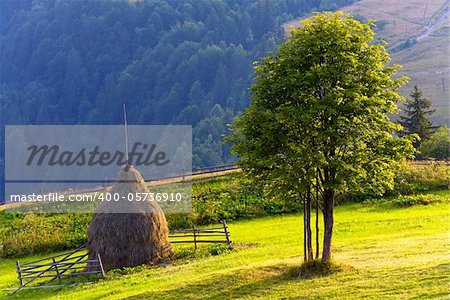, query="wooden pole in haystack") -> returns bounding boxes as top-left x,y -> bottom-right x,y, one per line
123,103 -> 129,164
86,106 -> 173,271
